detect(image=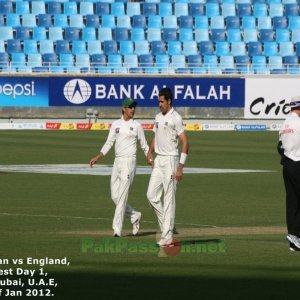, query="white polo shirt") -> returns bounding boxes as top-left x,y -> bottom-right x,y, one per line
153,108 -> 185,156
101,117 -> 149,157
280,112 -> 300,161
